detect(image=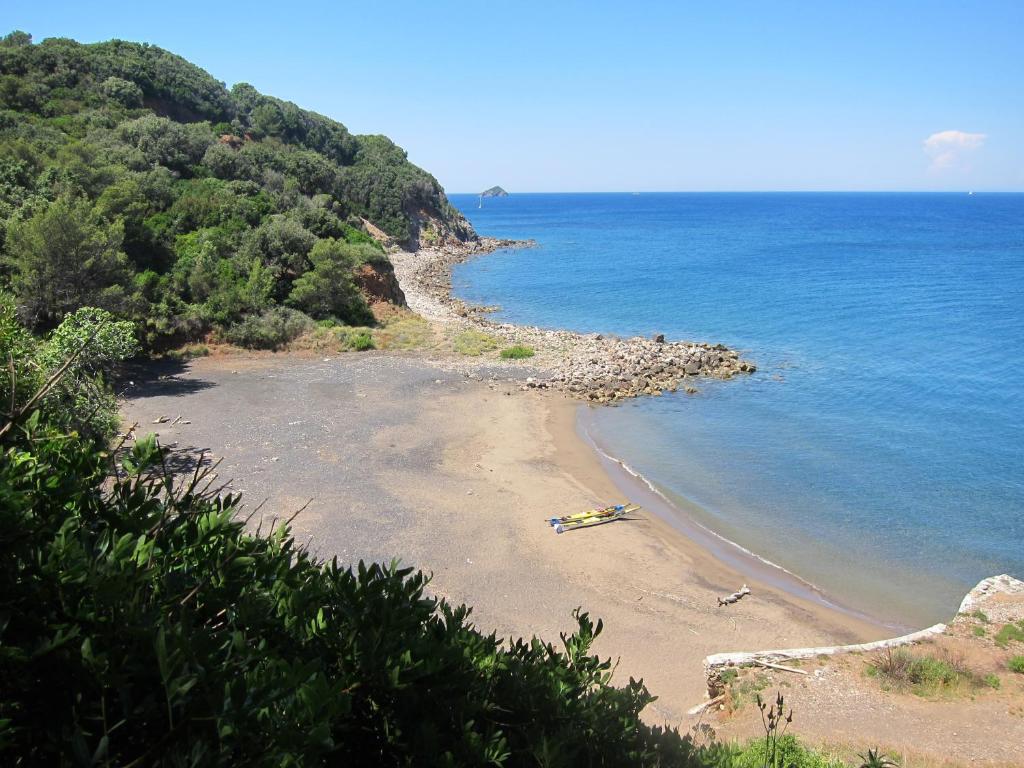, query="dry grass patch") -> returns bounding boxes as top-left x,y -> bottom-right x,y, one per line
452,329 -> 499,356
867,647 -> 985,697
373,312 -> 434,350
